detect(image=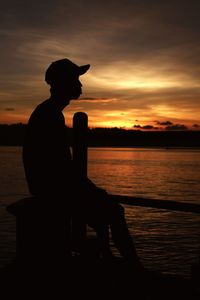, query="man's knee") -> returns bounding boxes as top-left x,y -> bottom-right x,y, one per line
117,203 -> 125,215
110,203 -> 125,218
